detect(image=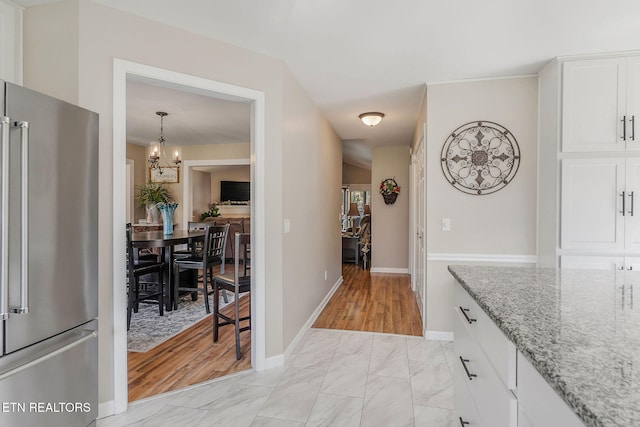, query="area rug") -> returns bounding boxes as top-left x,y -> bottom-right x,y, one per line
127,292 -> 235,353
